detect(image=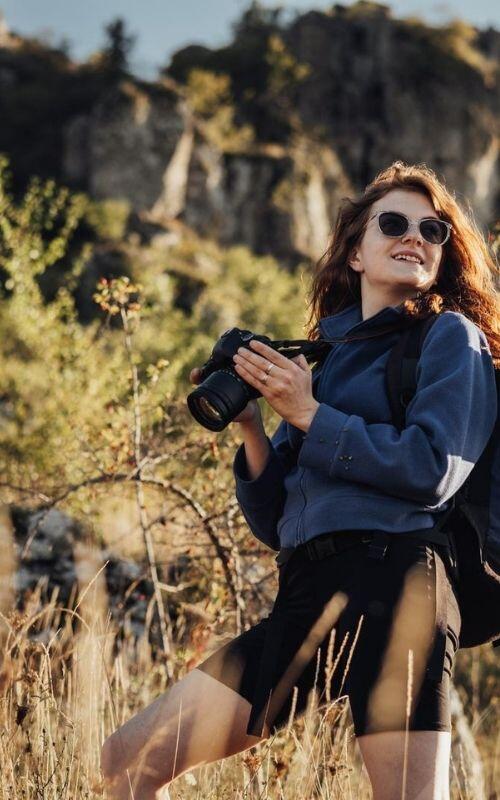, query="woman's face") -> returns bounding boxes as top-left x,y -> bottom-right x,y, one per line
348,189 -> 444,305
